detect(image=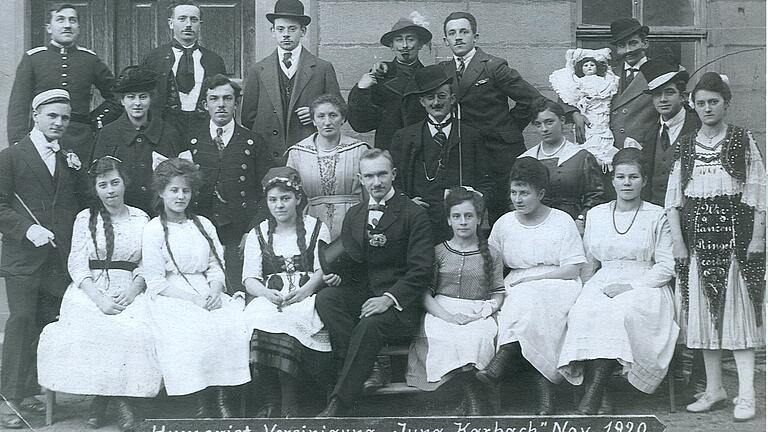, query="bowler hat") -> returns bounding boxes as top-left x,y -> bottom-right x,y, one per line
407,64 -> 452,96
642,60 -> 690,93
380,14 -> 432,47
610,17 -> 649,45
32,89 -> 70,111
266,0 -> 311,26
113,66 -> 158,93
